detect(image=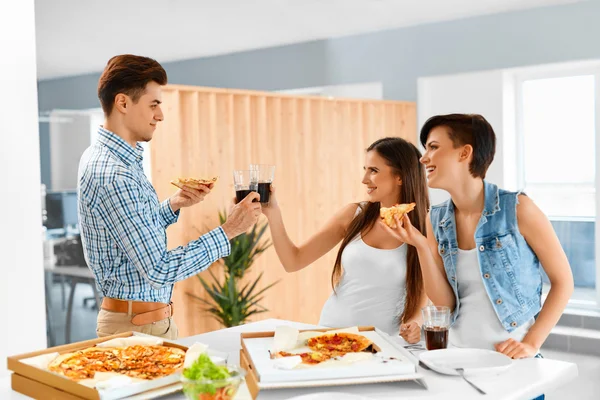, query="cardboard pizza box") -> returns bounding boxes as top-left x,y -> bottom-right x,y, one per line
239,326 -> 425,399
7,331 -> 187,400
